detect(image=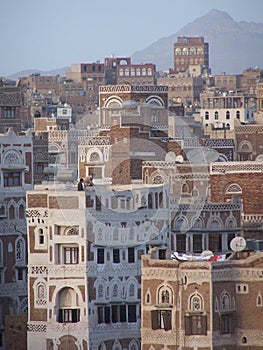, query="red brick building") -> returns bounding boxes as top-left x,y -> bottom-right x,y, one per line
173,36 -> 209,74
